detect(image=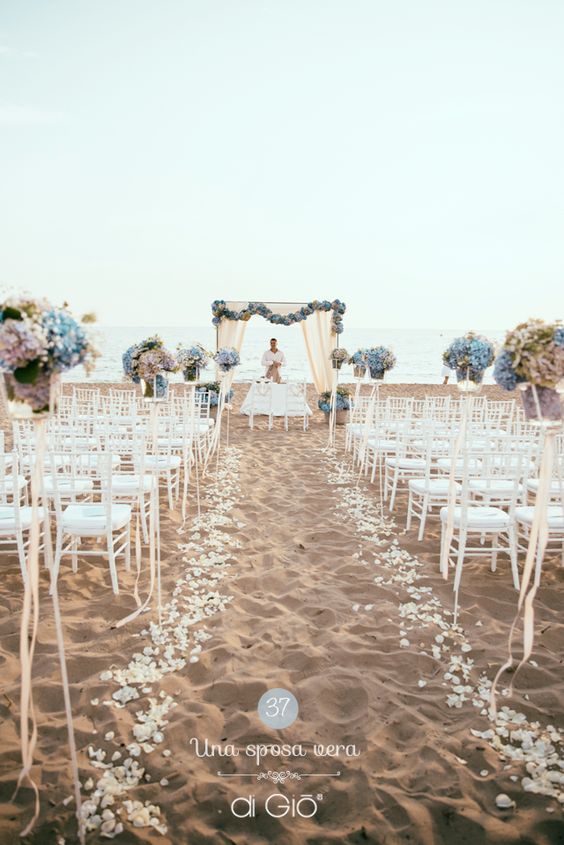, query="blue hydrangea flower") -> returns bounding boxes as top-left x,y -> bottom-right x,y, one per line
493,349 -> 526,391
